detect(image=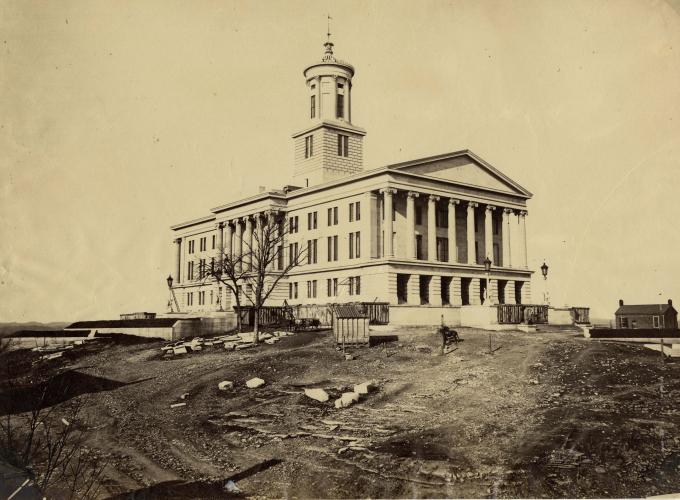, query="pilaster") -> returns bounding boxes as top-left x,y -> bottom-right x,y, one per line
470,278 -> 481,305
406,274 -> 420,305
450,276 -> 462,306
429,276 -> 442,306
